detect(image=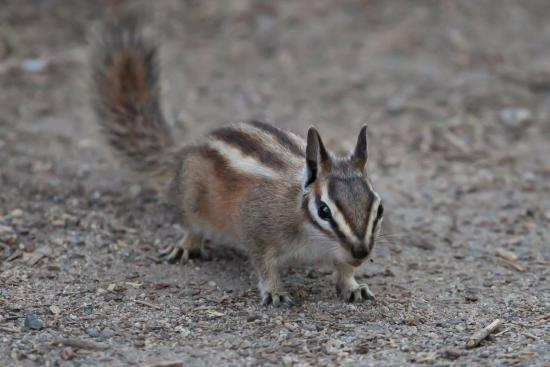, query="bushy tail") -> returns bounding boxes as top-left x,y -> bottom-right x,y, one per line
91,17 -> 175,189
